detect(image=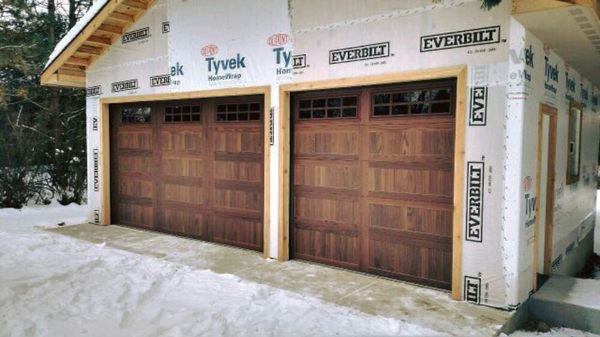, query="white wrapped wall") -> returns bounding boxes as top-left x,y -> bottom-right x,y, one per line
82,0 -> 598,309
506,18 -> 600,306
